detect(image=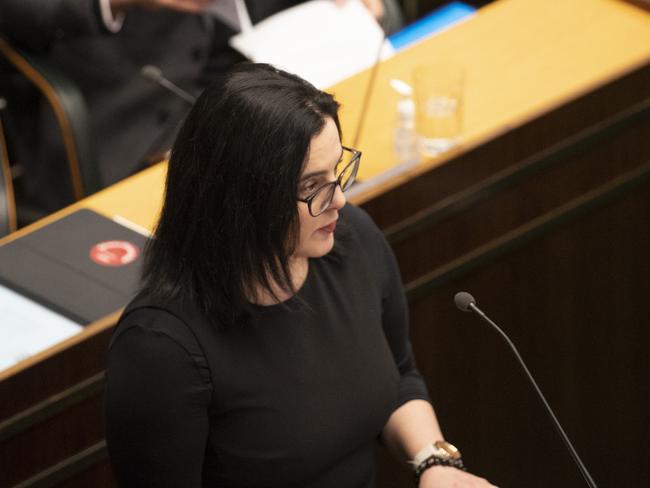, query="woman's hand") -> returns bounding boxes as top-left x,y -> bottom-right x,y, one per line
419,466 -> 498,488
